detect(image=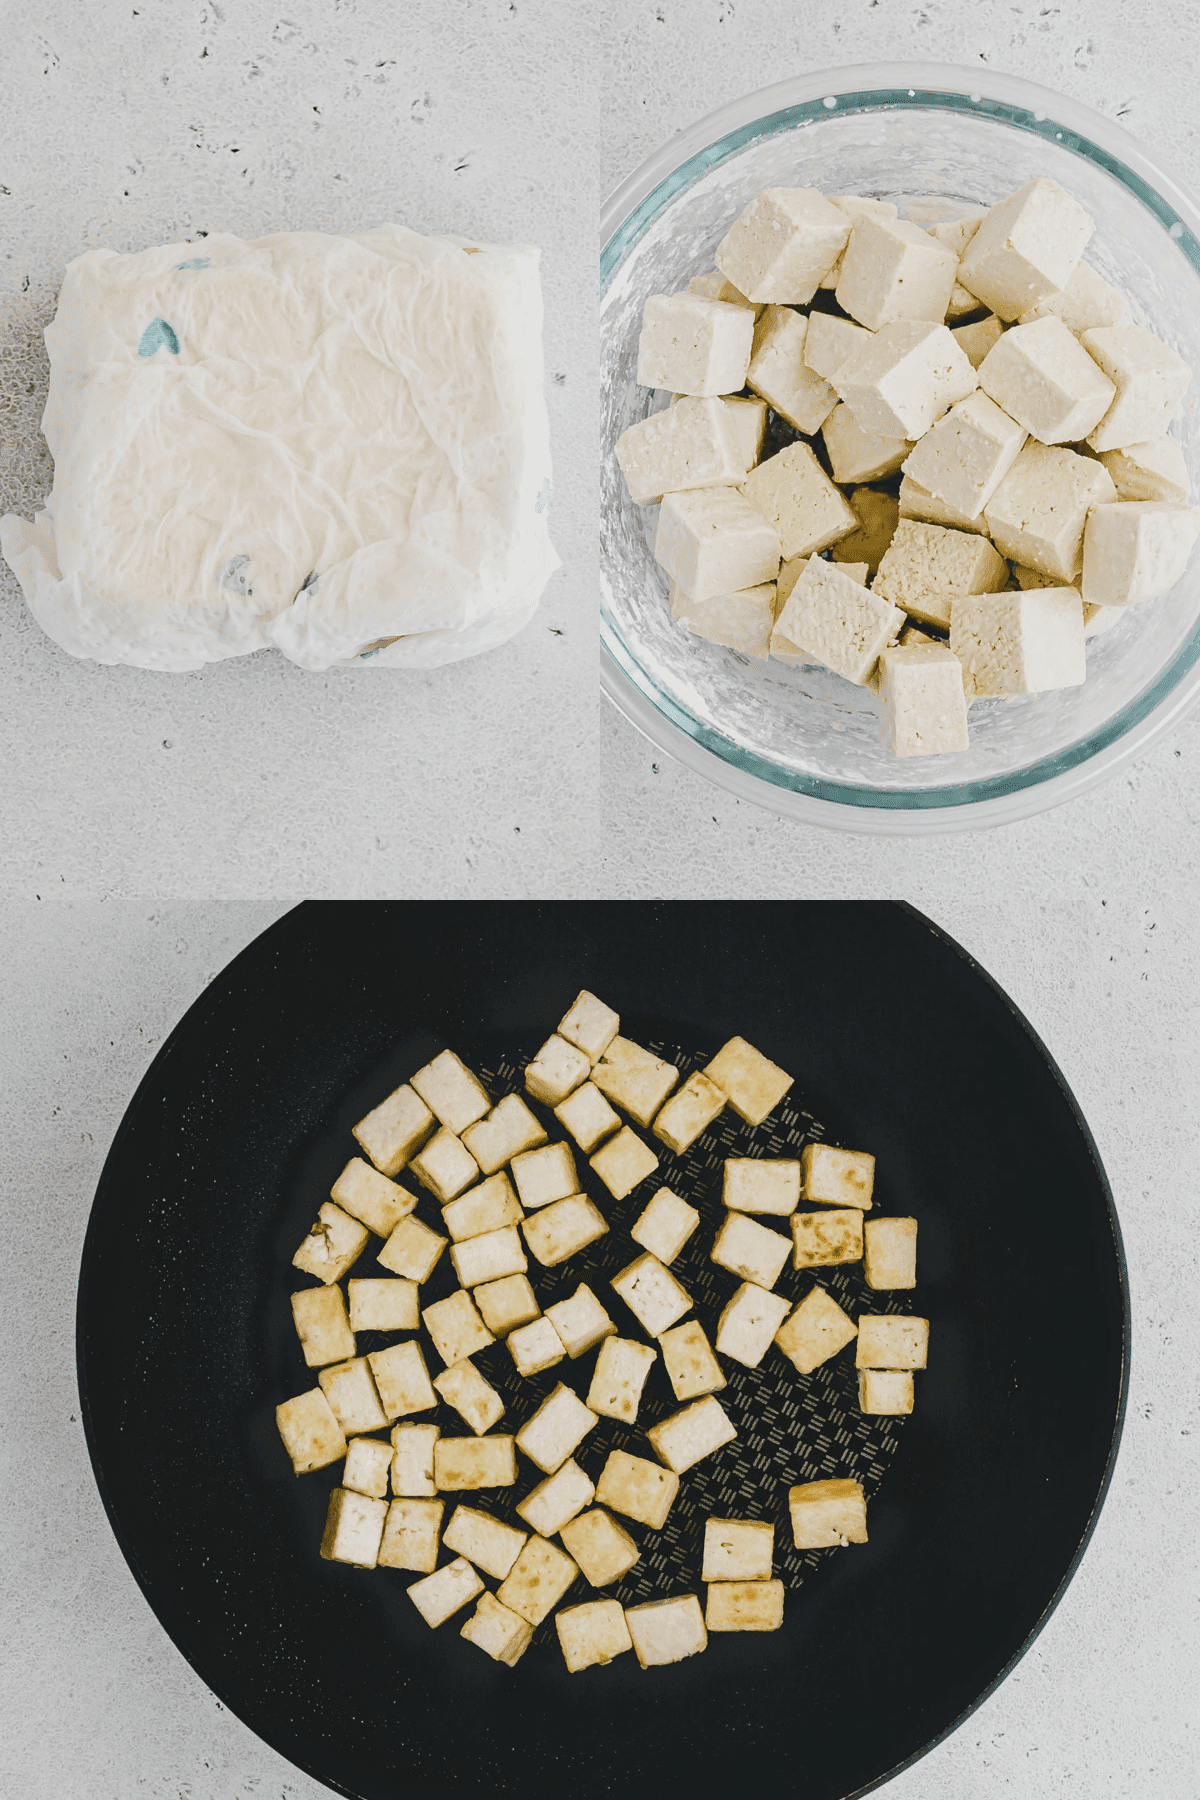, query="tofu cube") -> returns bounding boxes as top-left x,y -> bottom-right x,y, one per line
1082,323 -> 1192,451
977,316 -> 1114,444
745,306 -> 838,433
590,1037 -> 680,1128
864,1217 -> 918,1290
525,1033 -> 590,1106
433,1360 -> 505,1435
347,1277 -> 419,1334
705,1579 -> 785,1632
275,1387 -> 347,1475
636,292 -> 755,396
1099,437 -> 1191,505
559,1508 -> 641,1587
677,583 -> 783,663
654,485 -> 782,602
791,1209 -> 865,1268
901,391 -> 1027,518
651,1070 -> 726,1153
720,393 -> 769,467
410,1050 -> 492,1137
556,1599 -> 634,1672
872,519 -> 1008,630
319,1356 -> 389,1434
545,1283 -> 616,1358
702,1518 -> 774,1583
625,1594 -> 708,1669
586,1336 -> 658,1423
615,395 -> 752,507
596,1449 -> 680,1528
789,1477 -> 869,1548
342,1435 -> 392,1499
802,1144 -> 876,1208
856,1315 -> 929,1369
442,1503 -> 528,1578
859,1369 -> 915,1414
292,1202 -> 369,1285
558,989 -> 621,1062
984,442 -> 1117,580
611,1252 -> 693,1336
497,1534 -> 579,1626
515,1382 -> 598,1473
432,1435 -> 517,1490
352,1082 -> 436,1177
716,187 -> 851,305
319,1487 -> 387,1568
951,590 -> 1087,696
804,310 -> 873,382
775,1286 -> 859,1374
460,1094 -> 547,1175
1081,501 -> 1200,605
703,1035 -> 793,1125
877,646 -> 970,759
952,312 -> 1005,369
711,1212 -> 791,1289
898,475 -> 990,538
646,1397 -> 737,1474
508,1316 -> 566,1378
391,1421 -> 439,1497
378,1496 -> 444,1572
449,1225 -> 528,1288
554,1081 -> 622,1153
511,1140 -> 578,1209
440,1170 -> 523,1243
465,1603 -> 541,1676
367,1340 -> 436,1420
689,269 -> 761,313
1017,258 -> 1126,333
829,487 -> 901,575
834,320 -> 978,440
835,214 -> 958,330
474,1273 -> 541,1338
330,1157 -> 418,1237
630,1187 -> 701,1265
377,1213 -> 449,1282
715,1282 -> 792,1369
659,1320 -> 726,1400
517,1458 -> 596,1537
408,1127 -> 480,1207
957,179 -> 1093,320
821,403 -> 914,486
522,1194 -> 609,1266
290,1284 -> 356,1368
406,1556 -> 485,1628
741,441 -> 859,561
589,1127 -> 660,1200
822,194 -> 901,288
771,553 -> 871,665
723,1158 -> 801,1215
422,1290 -> 495,1367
